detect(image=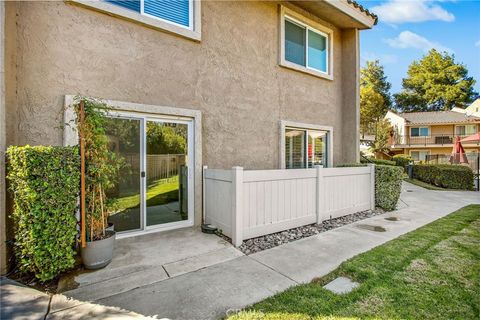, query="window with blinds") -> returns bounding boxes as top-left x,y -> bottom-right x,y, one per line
106,0 -> 192,28
285,128 -> 328,169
